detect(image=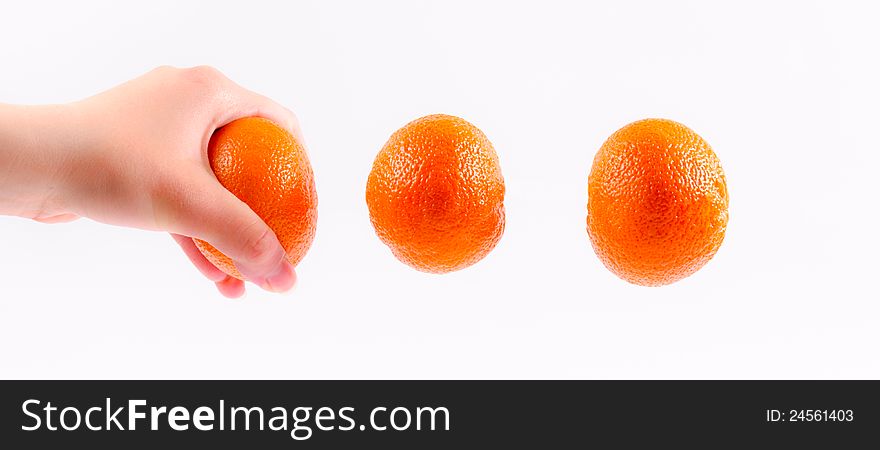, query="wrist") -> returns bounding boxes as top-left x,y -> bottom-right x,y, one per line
0,103 -> 89,220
